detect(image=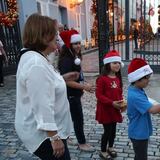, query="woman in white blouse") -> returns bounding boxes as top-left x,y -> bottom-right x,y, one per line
15,13 -> 75,160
